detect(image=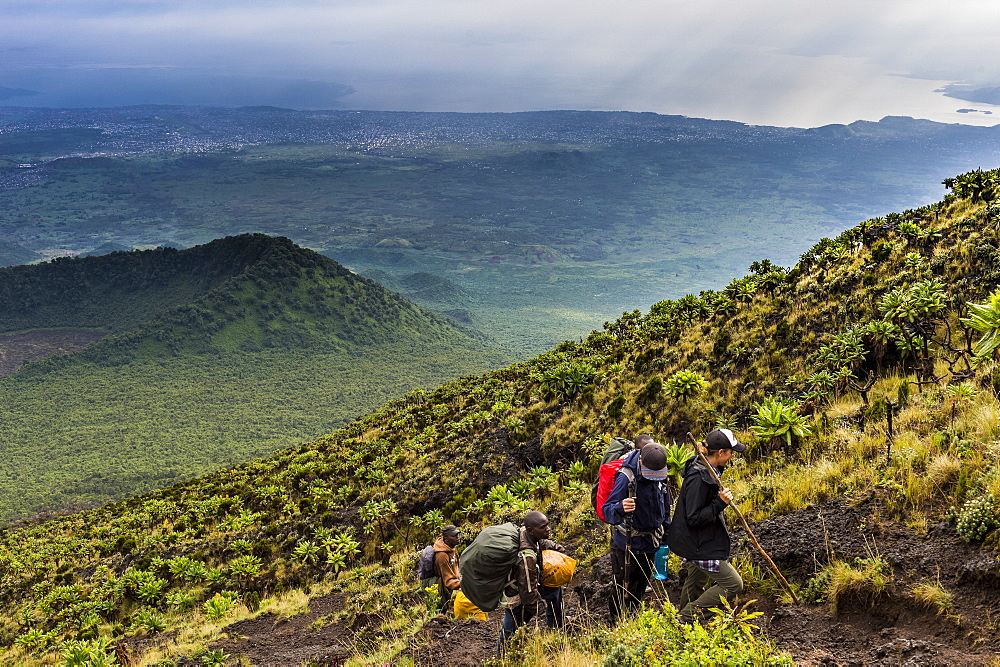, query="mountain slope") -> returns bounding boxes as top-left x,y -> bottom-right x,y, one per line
0,240 -> 38,268
3,172 -> 1000,663
0,235 -> 510,520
